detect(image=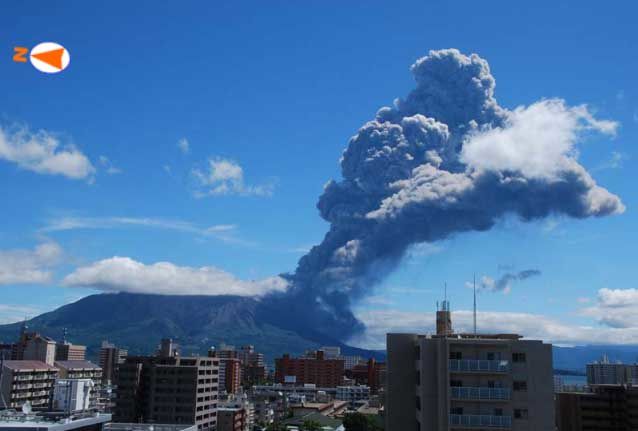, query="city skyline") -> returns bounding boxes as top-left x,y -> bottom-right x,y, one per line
1,1 -> 637,351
